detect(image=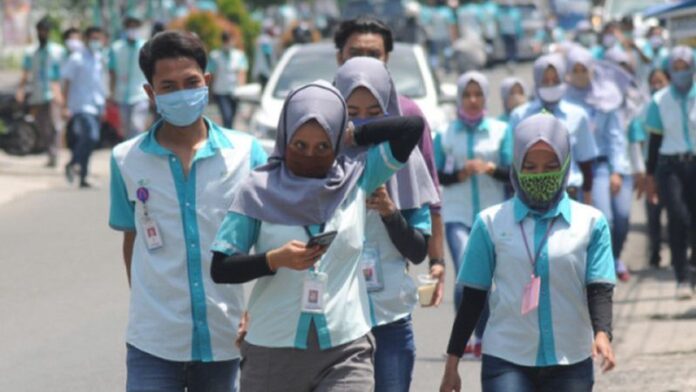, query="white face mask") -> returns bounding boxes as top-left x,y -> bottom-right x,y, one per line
66,39 -> 83,53
538,84 -> 567,104
126,28 -> 140,40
